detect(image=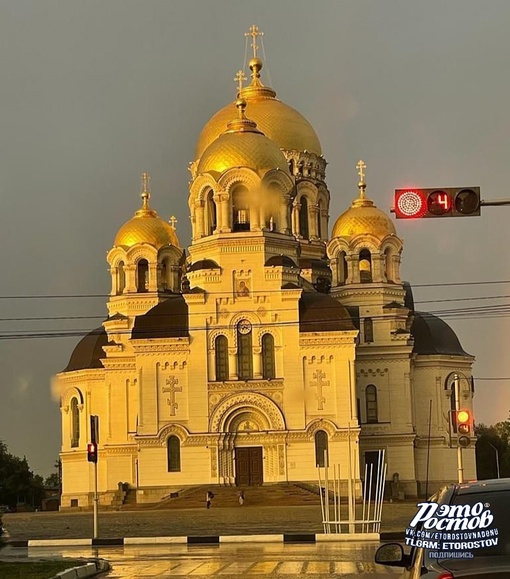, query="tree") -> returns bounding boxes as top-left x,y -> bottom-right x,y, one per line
0,440 -> 44,509
475,421 -> 510,479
